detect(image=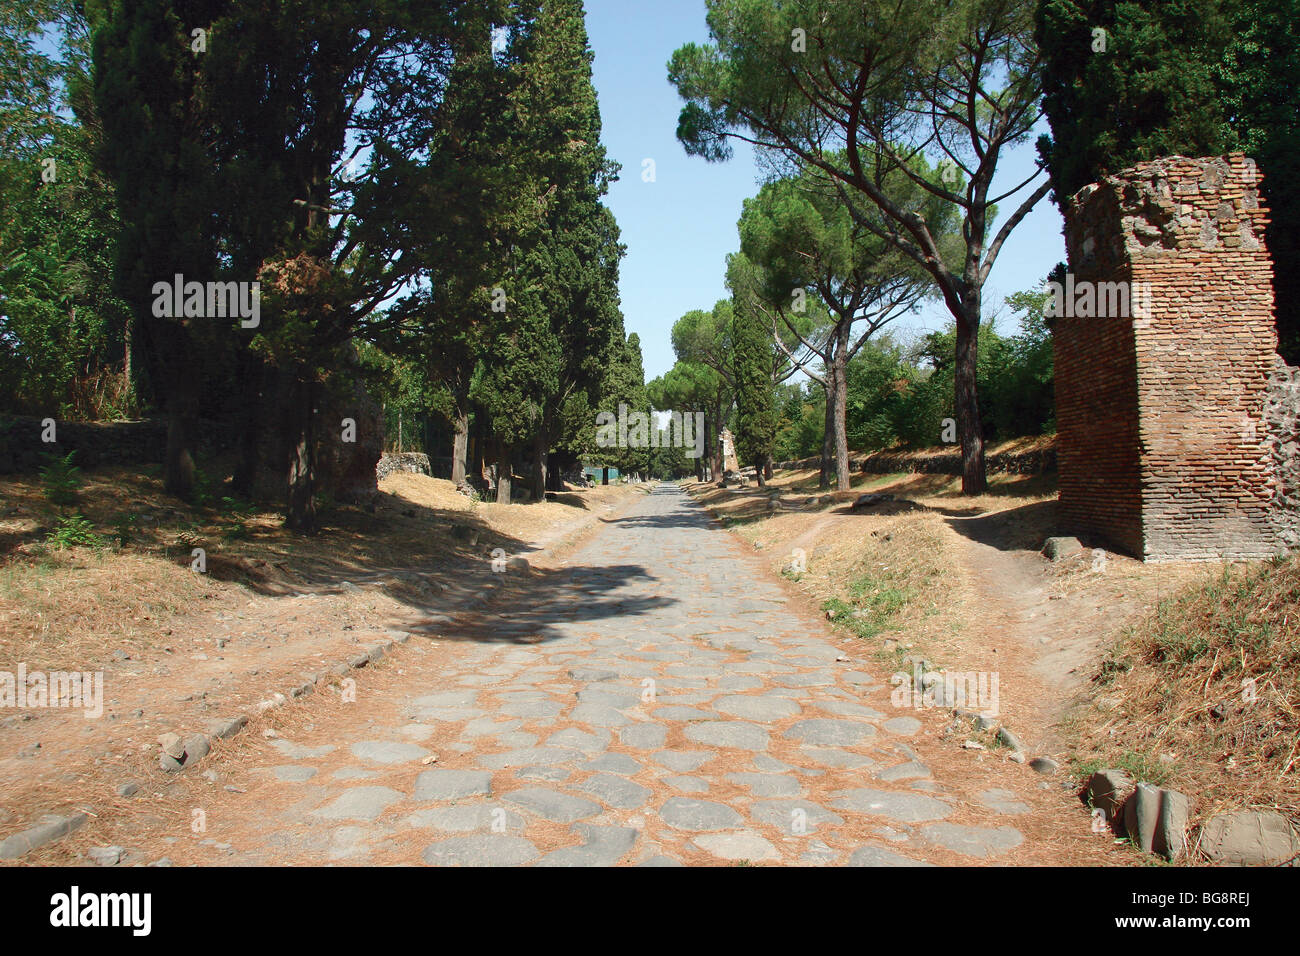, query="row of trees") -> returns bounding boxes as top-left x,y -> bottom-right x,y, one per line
1,0 -> 646,528
666,0 -> 1300,496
